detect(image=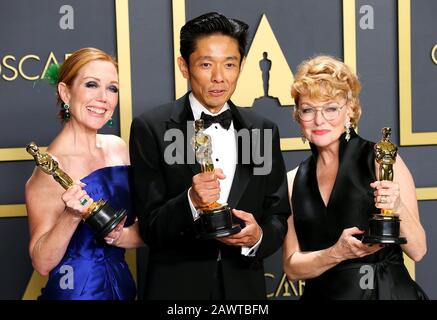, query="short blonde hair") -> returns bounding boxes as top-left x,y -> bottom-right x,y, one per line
291,55 -> 361,127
